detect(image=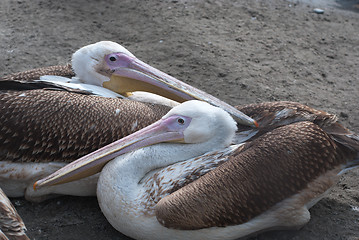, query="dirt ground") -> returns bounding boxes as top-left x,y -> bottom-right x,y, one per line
0,0 -> 358,239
